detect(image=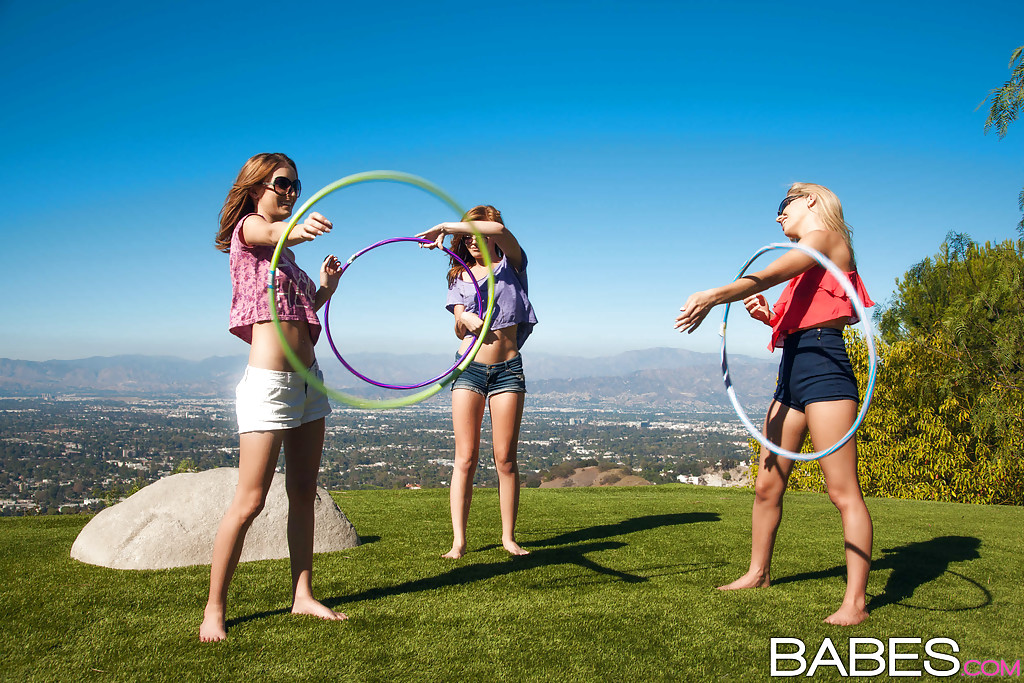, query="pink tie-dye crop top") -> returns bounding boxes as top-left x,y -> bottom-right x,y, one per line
228,214 -> 321,345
